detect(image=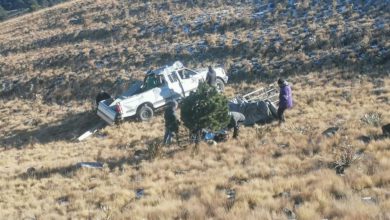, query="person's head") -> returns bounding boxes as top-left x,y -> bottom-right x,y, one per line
208,66 -> 213,71
278,78 -> 286,86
